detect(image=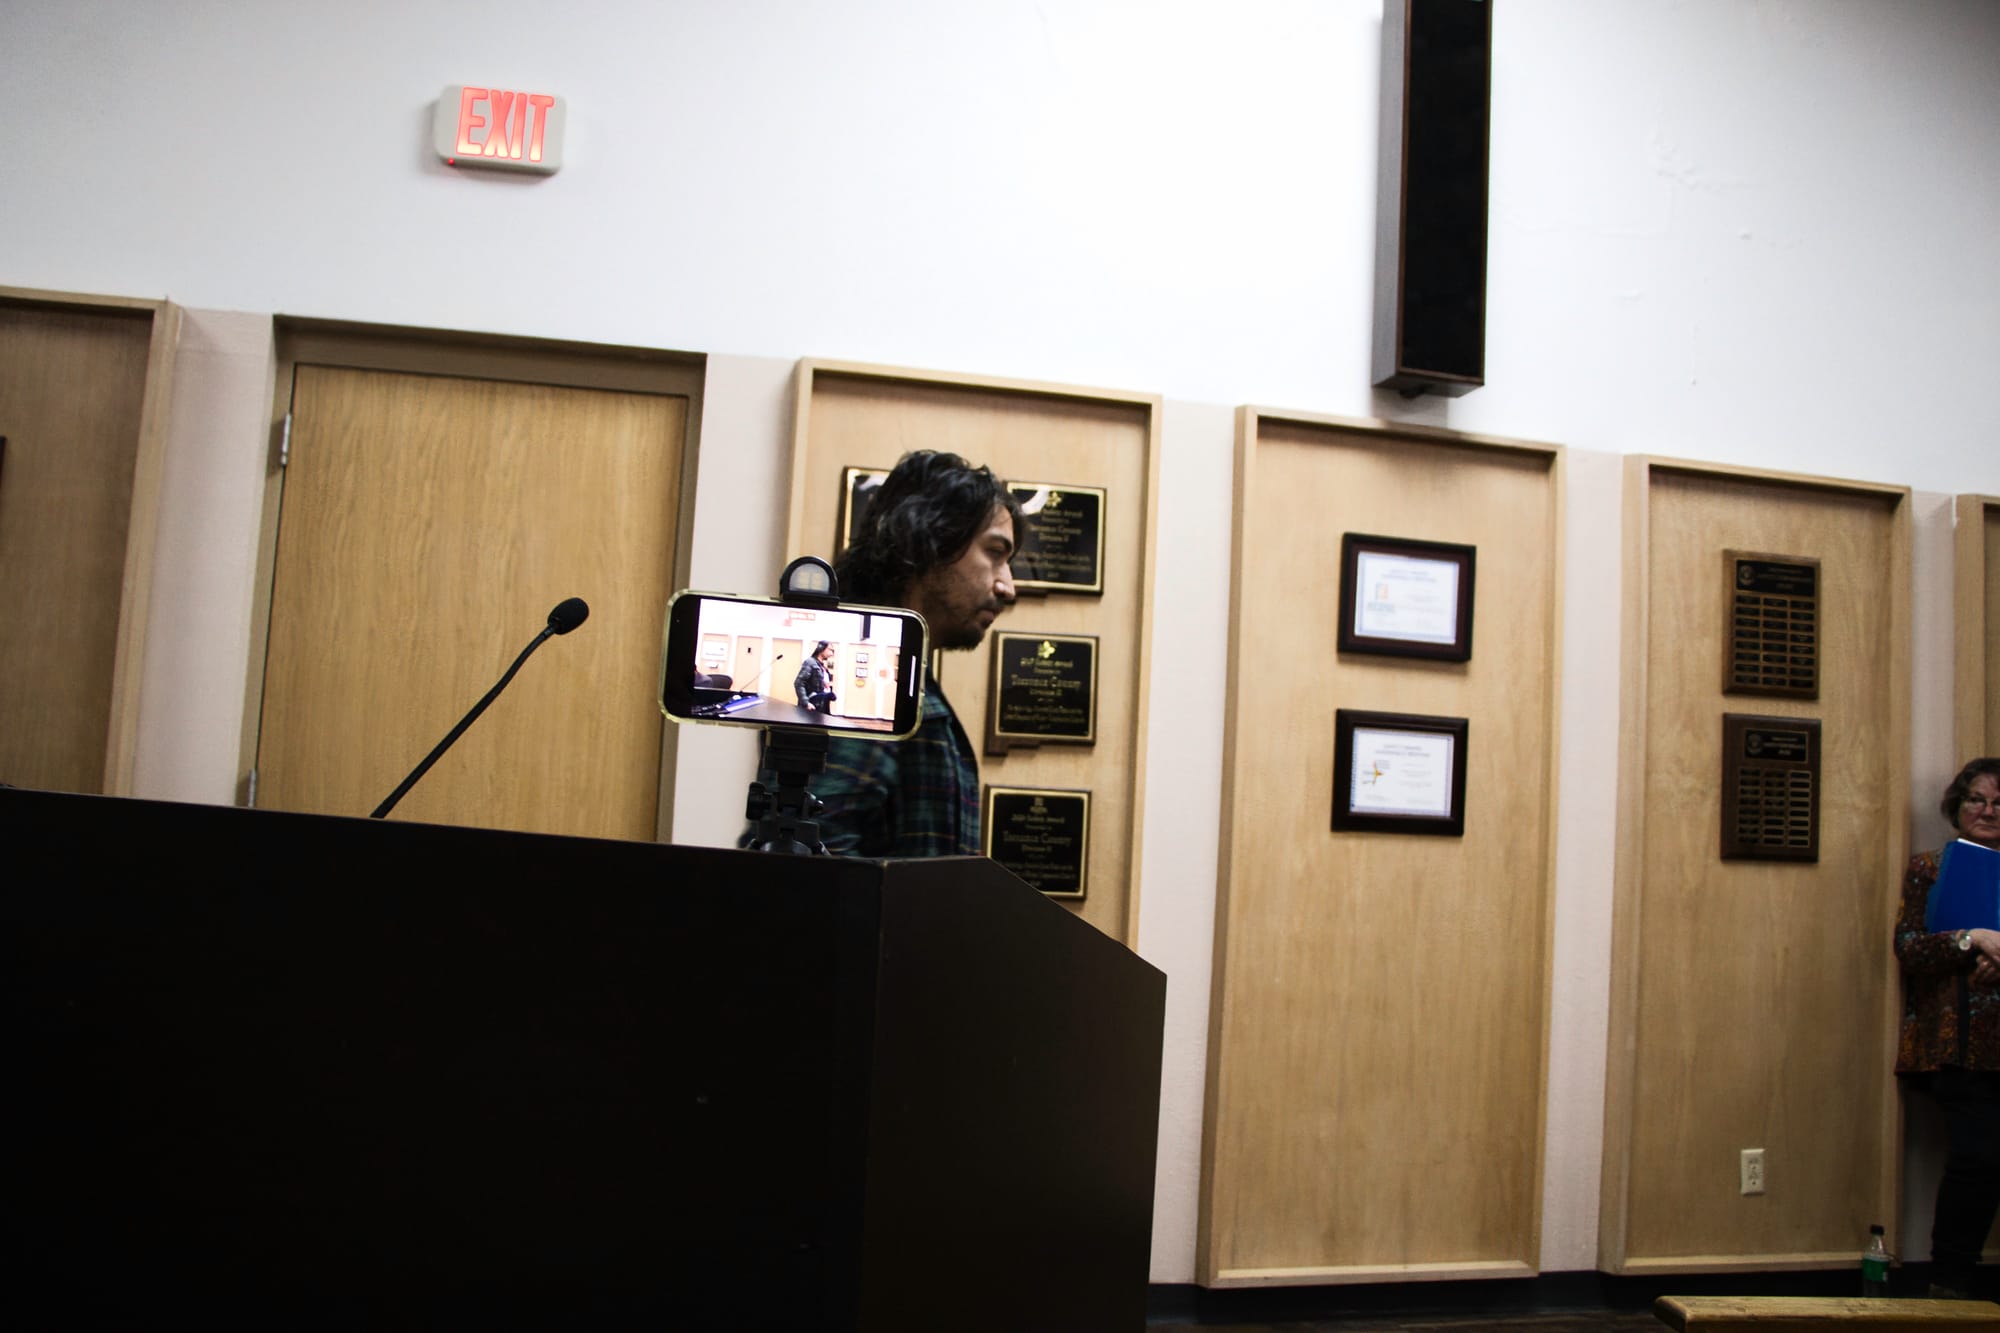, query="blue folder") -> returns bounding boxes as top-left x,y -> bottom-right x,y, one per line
1925,838 -> 2000,932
